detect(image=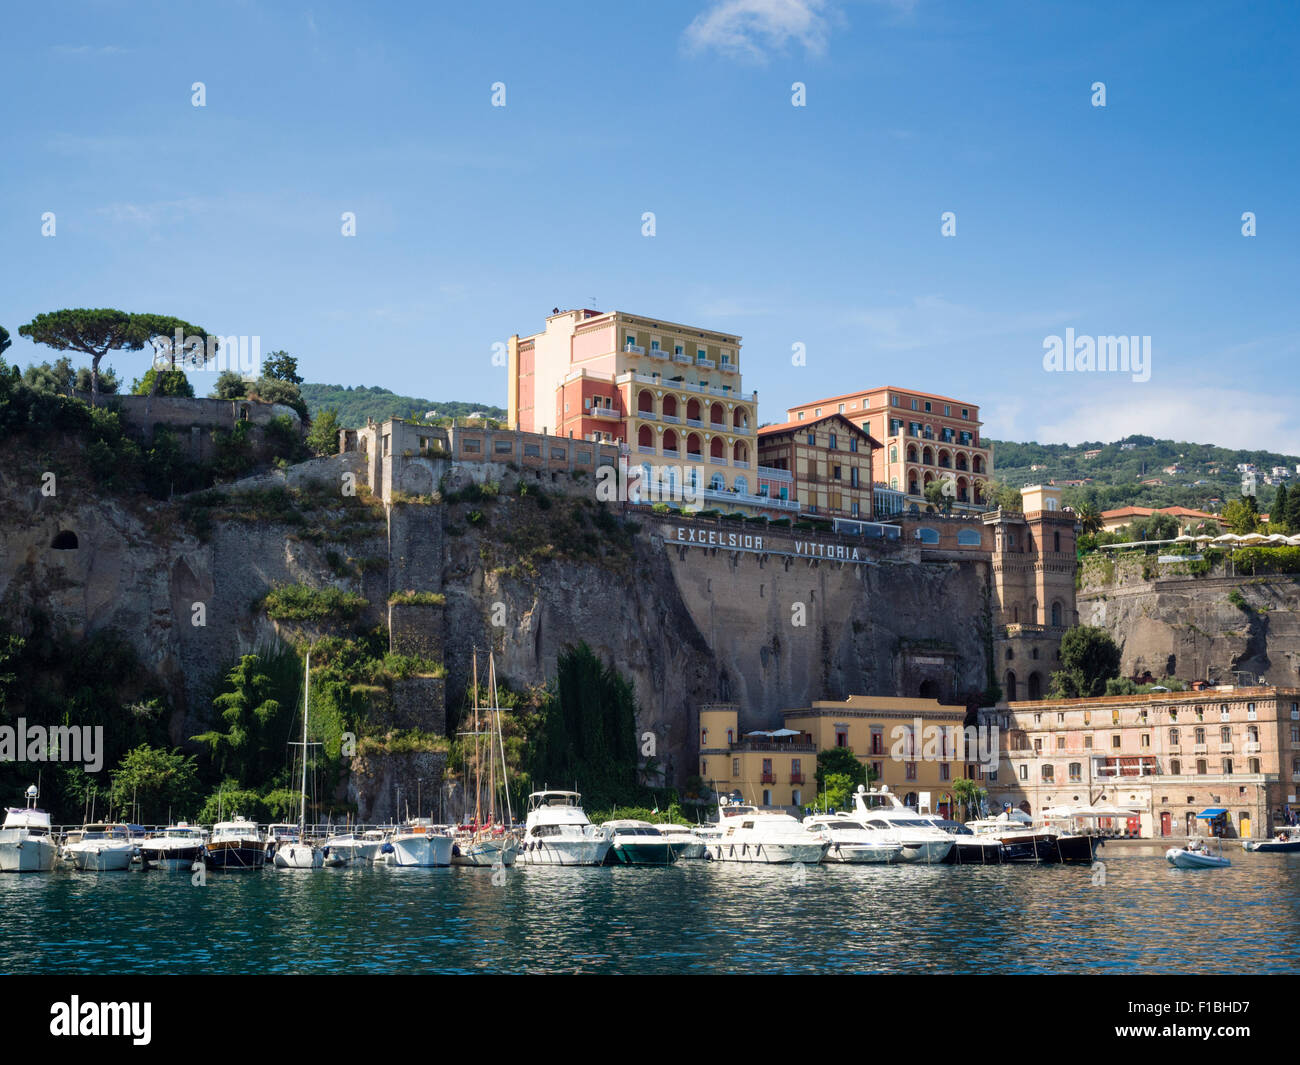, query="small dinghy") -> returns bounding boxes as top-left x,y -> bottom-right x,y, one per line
1166,839 -> 1230,869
